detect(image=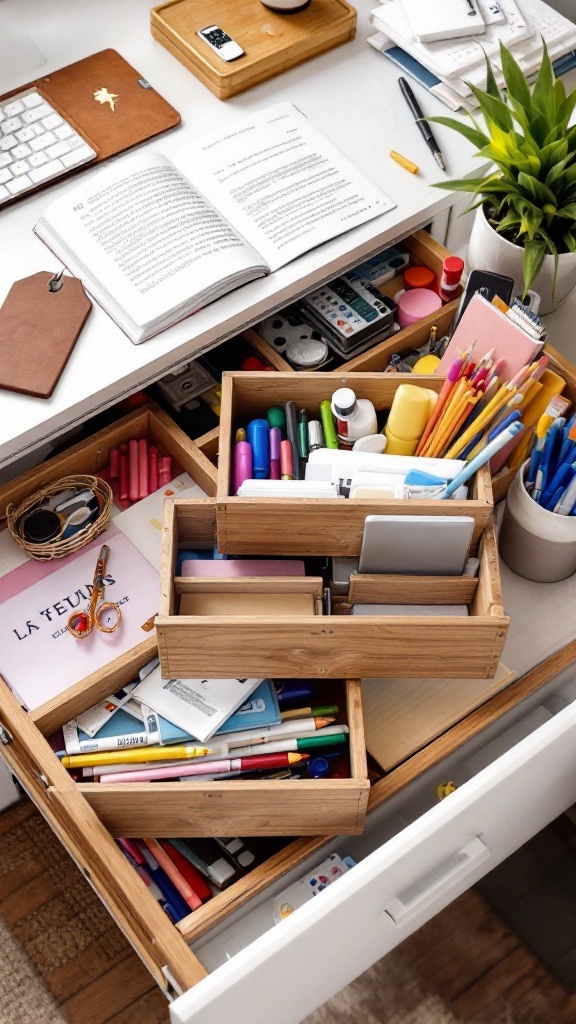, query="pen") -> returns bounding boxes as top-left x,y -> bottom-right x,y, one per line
280,439 -> 293,480
389,150 -> 419,174
298,409 -> 309,461
435,421 -> 524,499
398,77 -> 445,171
231,732 -> 349,756
284,401 -> 301,480
61,744 -> 212,768
101,752 -> 308,784
269,427 -> 281,480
